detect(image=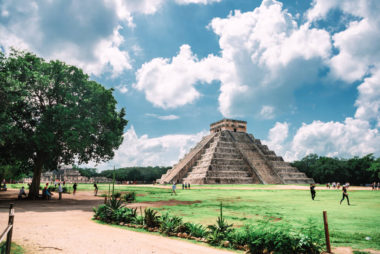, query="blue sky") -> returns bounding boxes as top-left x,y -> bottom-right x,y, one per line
1,0 -> 380,170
